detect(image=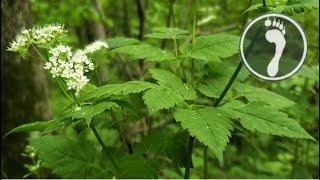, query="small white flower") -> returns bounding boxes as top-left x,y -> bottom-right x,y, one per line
7,24 -> 67,53
44,45 -> 94,95
84,41 -> 108,54
31,24 -> 67,46
7,29 -> 31,53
